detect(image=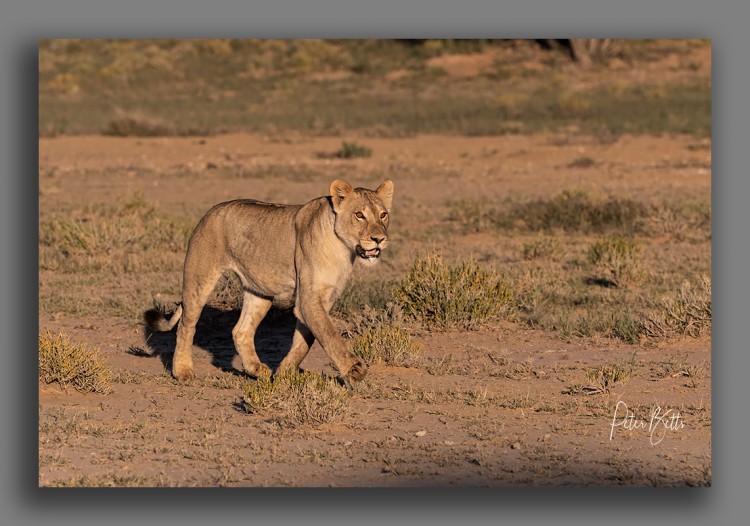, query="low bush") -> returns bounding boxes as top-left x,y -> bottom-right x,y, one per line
39,332 -> 113,394
337,141 -> 372,159
239,369 -> 349,428
352,326 -> 421,367
587,235 -> 642,287
393,254 -> 513,330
